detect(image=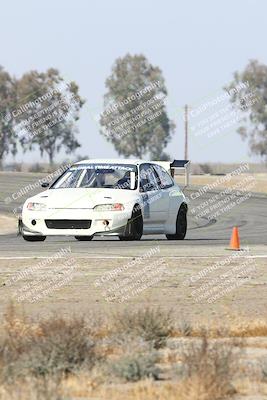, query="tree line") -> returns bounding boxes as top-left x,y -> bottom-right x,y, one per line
0,55 -> 266,168
0,67 -> 86,167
